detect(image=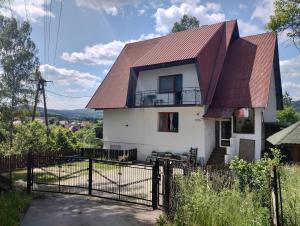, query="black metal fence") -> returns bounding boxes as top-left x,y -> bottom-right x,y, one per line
28,154 -> 158,207
135,87 -> 201,107
0,148 -> 138,173
26,152 -> 192,210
